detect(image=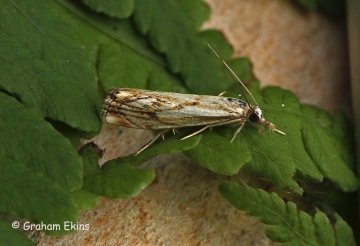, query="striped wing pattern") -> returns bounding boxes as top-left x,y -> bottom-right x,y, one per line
102,88 -> 250,130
